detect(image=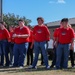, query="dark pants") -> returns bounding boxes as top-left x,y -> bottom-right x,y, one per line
8,42 -> 14,65
51,46 -> 56,67
27,42 -> 33,65
0,40 -> 10,66
70,50 -> 75,67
